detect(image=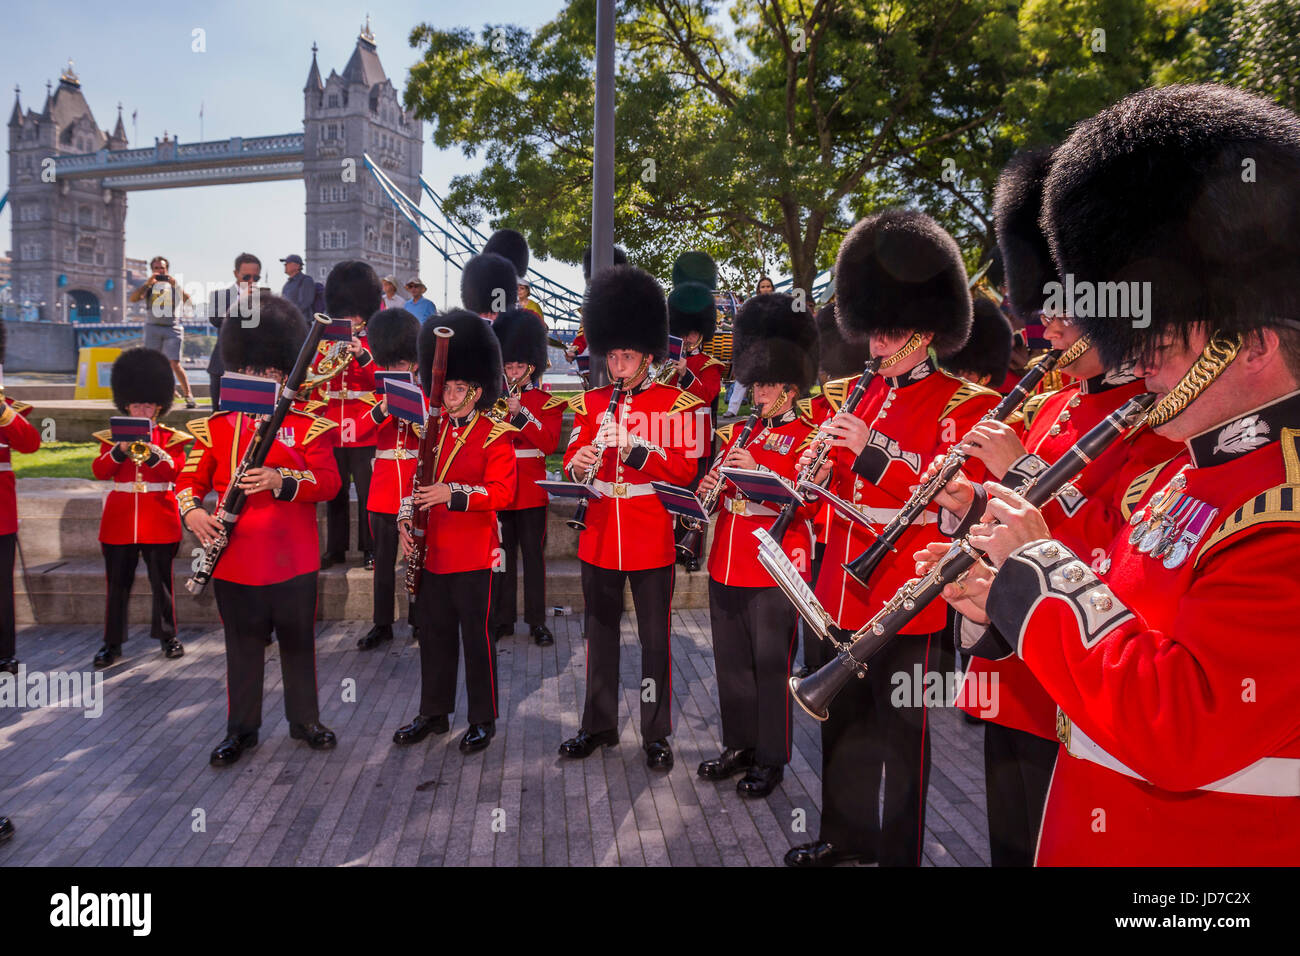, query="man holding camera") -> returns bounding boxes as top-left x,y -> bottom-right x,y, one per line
129,256 -> 197,409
